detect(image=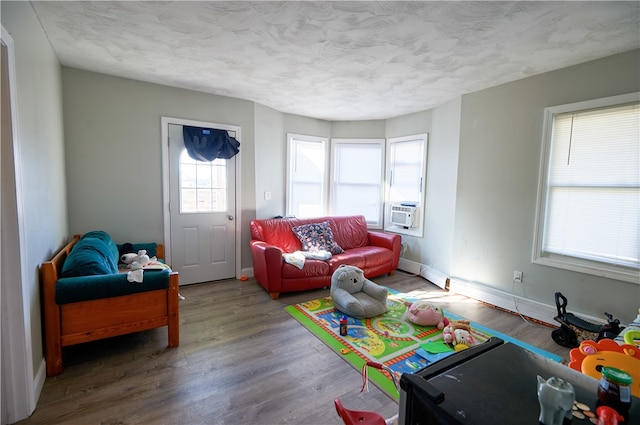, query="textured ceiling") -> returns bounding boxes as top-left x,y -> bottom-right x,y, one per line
31,1 -> 640,121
